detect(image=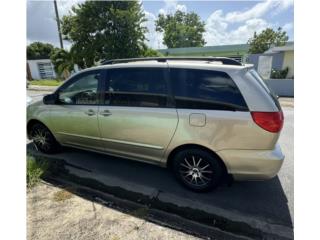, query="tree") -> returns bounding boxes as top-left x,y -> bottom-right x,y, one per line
141,46 -> 163,57
61,1 -> 147,67
248,27 -> 289,54
155,10 -> 206,48
50,48 -> 74,79
27,42 -> 55,59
